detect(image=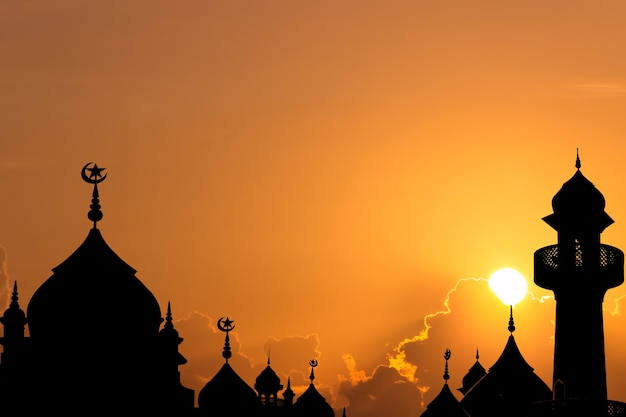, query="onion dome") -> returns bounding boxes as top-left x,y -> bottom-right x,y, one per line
292,360 -> 335,417
198,317 -> 261,414
422,350 -> 469,417
26,163 -> 162,341
460,311 -> 551,417
254,355 -> 283,401
543,152 -> 613,233
458,350 -> 486,395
